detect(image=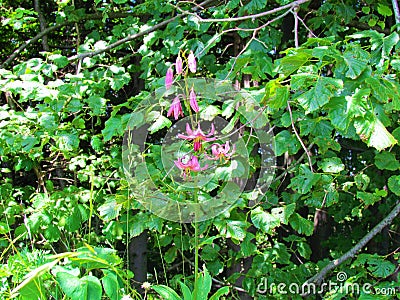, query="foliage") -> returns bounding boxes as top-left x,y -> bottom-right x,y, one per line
1,0 -> 400,299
